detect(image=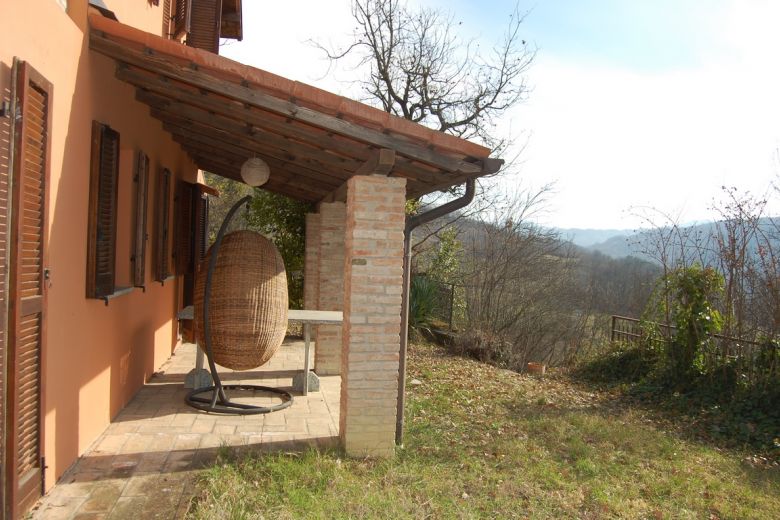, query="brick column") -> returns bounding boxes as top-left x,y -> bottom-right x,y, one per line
315,201 -> 345,375
340,175 -> 406,457
304,213 -> 320,311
